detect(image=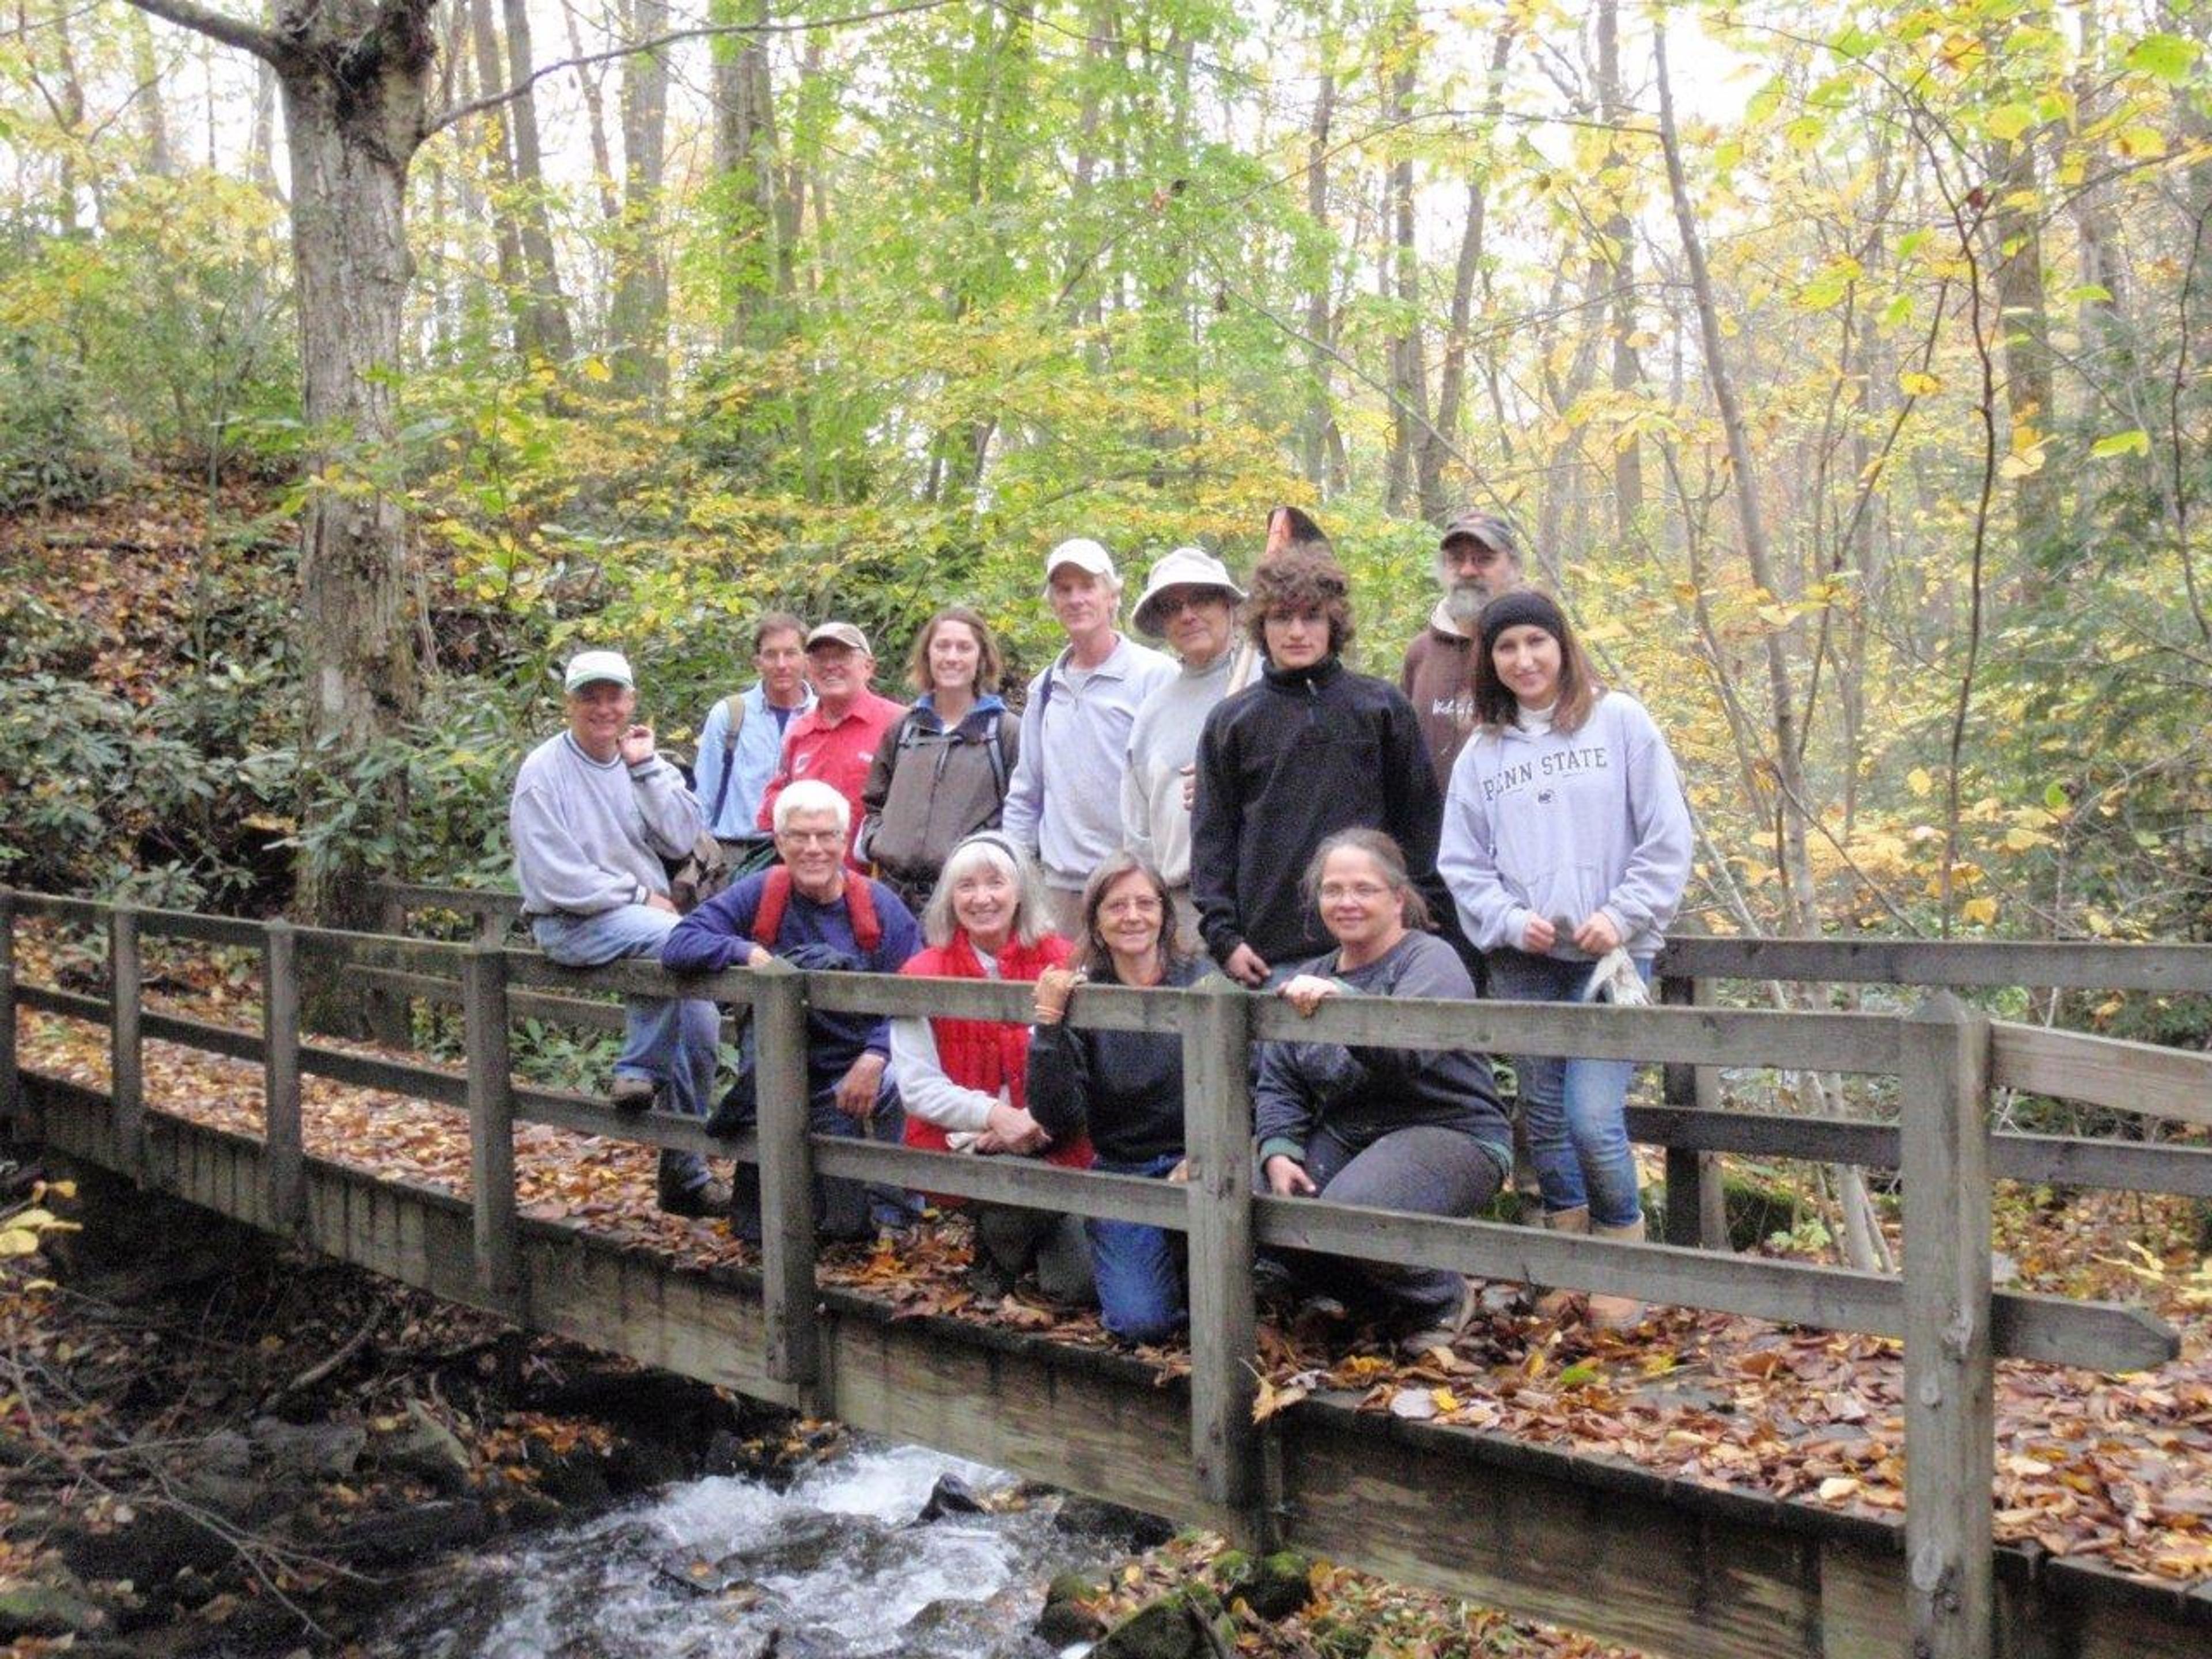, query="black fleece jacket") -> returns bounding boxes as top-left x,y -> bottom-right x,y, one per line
1027,955 -> 1203,1166
1189,656 -> 1454,971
